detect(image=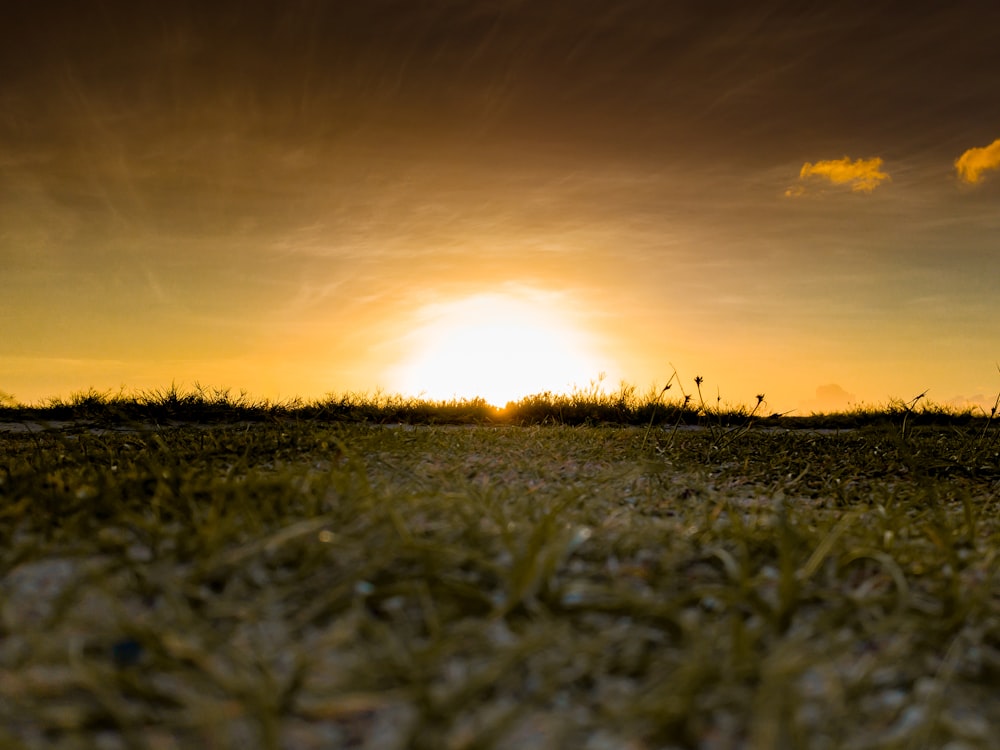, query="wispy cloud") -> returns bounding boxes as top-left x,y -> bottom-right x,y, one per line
790,156 -> 890,195
955,138 -> 1000,184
